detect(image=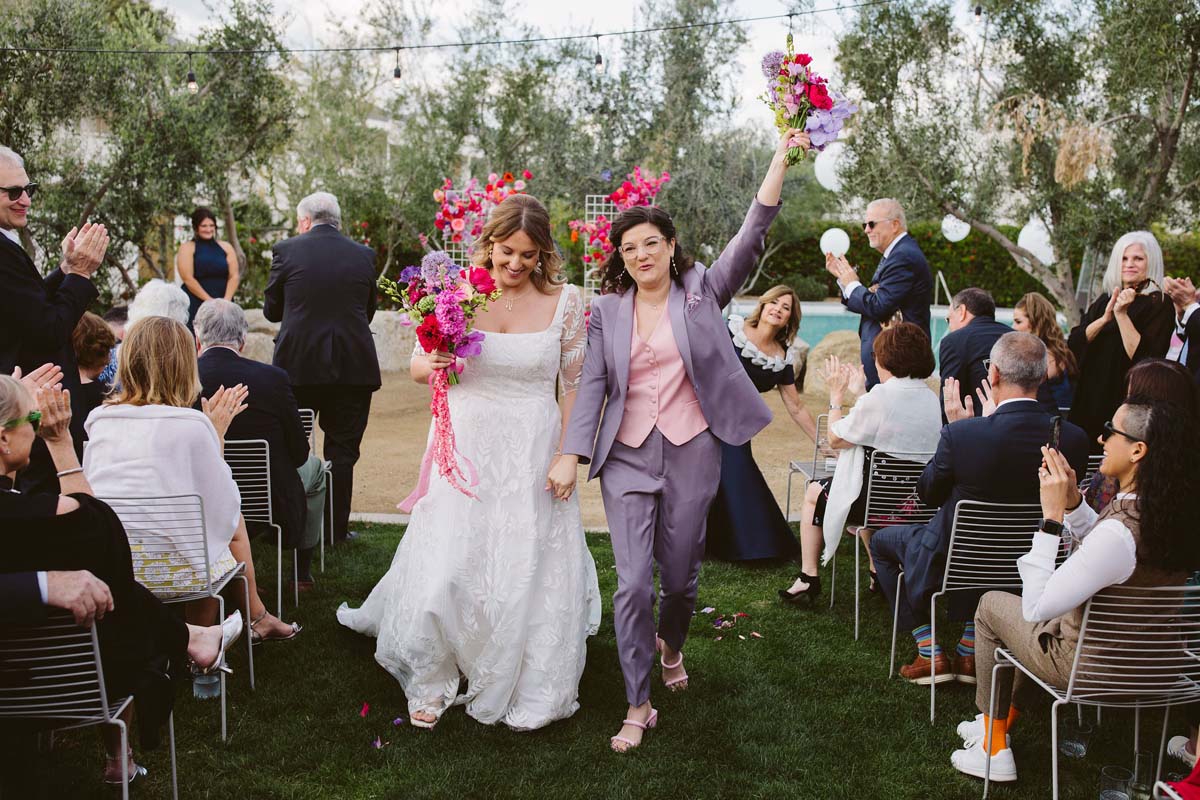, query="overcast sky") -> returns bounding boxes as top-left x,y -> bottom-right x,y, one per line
153,0 -> 847,129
